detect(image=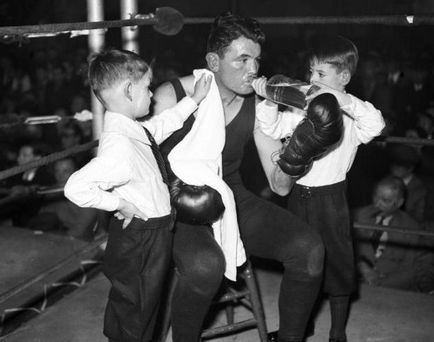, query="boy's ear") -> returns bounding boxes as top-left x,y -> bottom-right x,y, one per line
206,52 -> 220,72
340,69 -> 351,87
124,81 -> 133,102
